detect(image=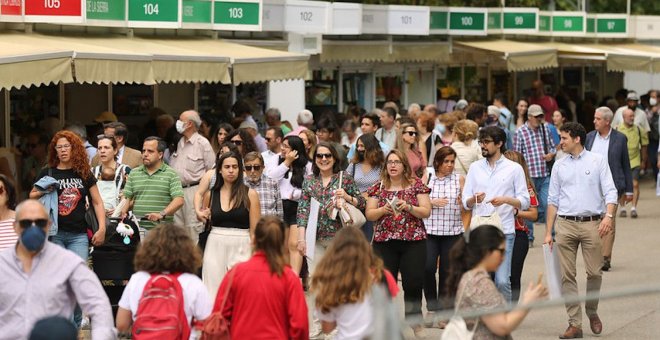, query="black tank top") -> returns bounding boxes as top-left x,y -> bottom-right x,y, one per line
211,191 -> 250,229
